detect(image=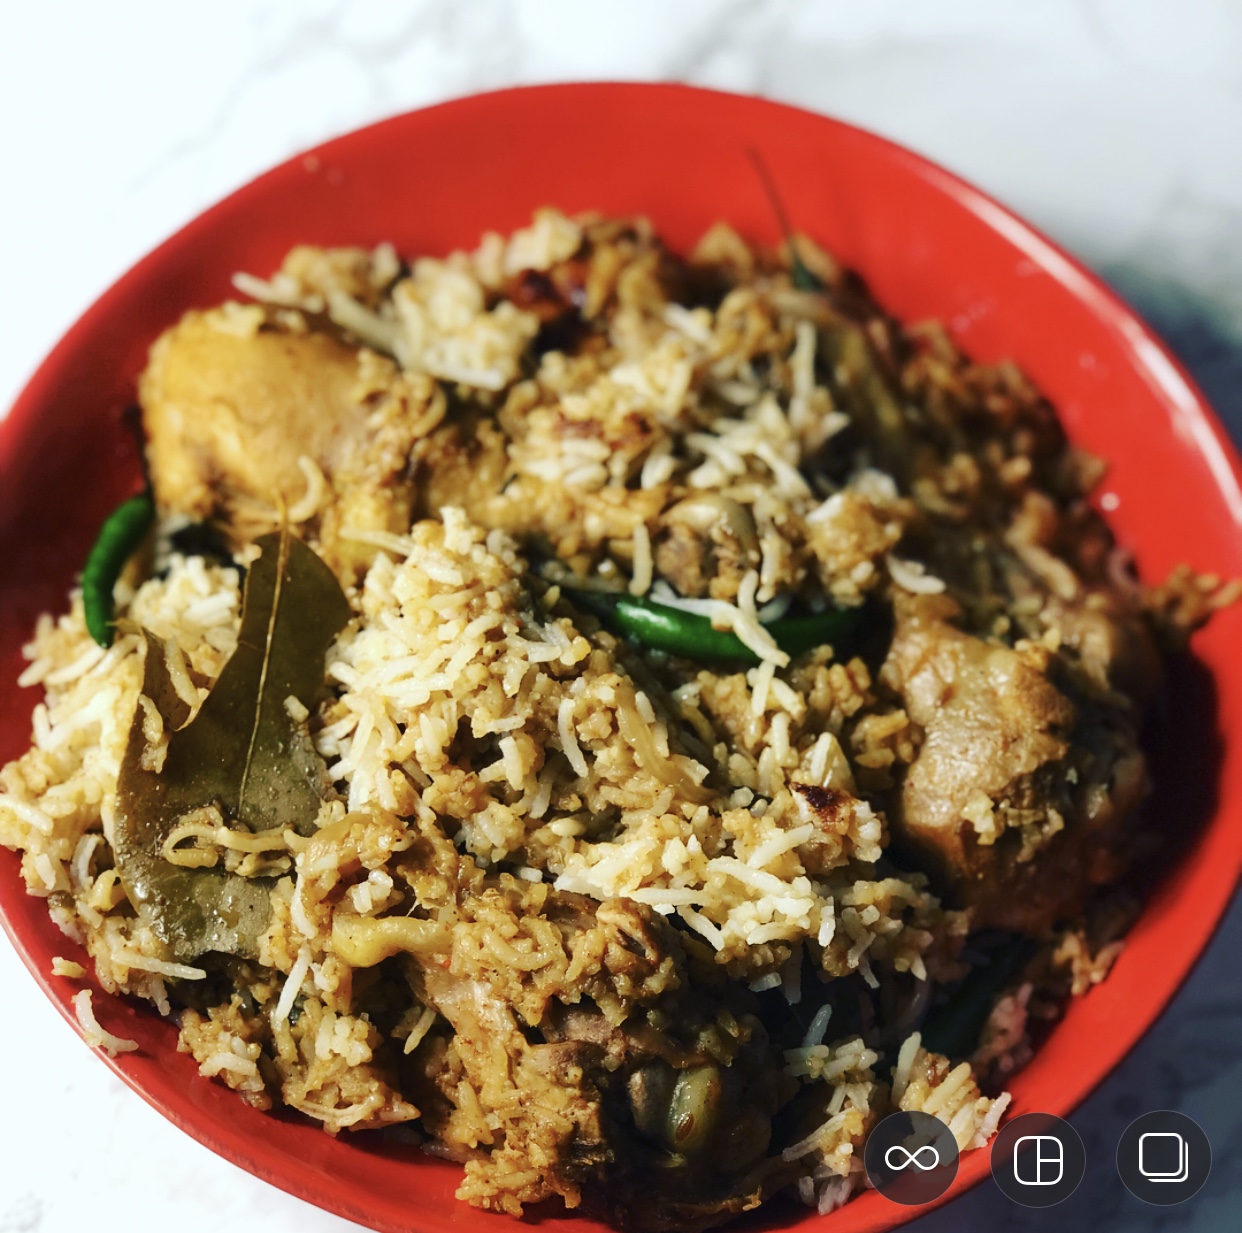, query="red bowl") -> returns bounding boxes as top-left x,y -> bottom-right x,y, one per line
2,83 -> 1240,1233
